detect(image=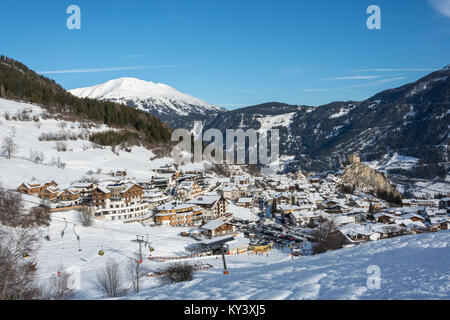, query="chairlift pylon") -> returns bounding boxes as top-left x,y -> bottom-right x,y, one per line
73,224 -> 81,251
61,218 -> 67,249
